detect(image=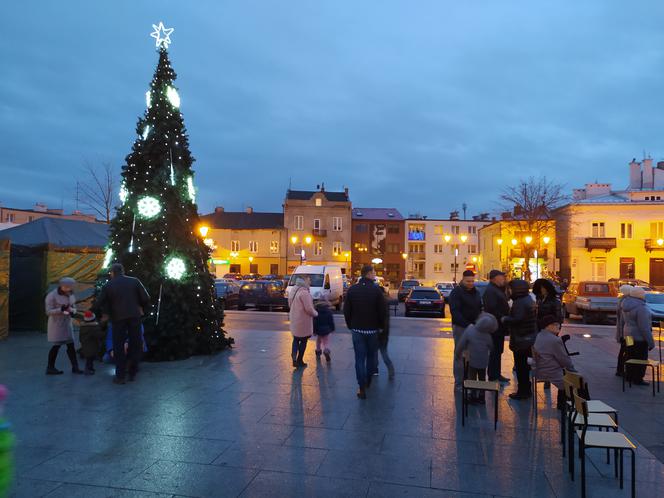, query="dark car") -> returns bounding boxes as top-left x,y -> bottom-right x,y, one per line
435,282 -> 455,302
405,287 -> 445,318
223,272 -> 243,281
214,280 -> 240,310
238,280 -> 289,311
474,281 -> 490,298
398,279 -> 421,302
242,273 -> 262,281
